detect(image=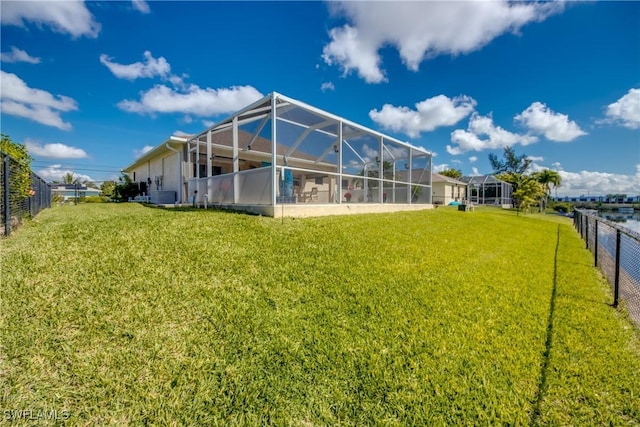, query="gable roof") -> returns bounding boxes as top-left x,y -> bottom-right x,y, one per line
432,172 -> 467,185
